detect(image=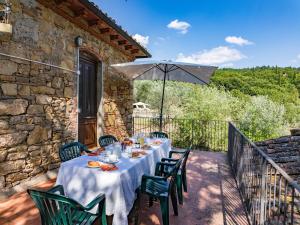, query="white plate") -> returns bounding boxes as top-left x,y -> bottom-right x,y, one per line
86,165 -> 100,168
